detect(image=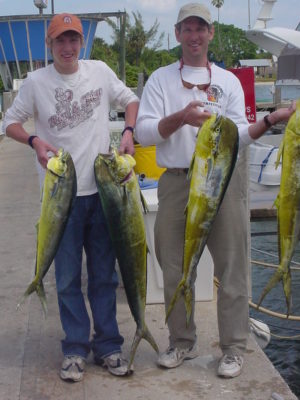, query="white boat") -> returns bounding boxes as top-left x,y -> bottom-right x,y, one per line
247,0 -> 300,107
247,0 -> 299,194
246,0 -> 300,57
249,140 -> 281,192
